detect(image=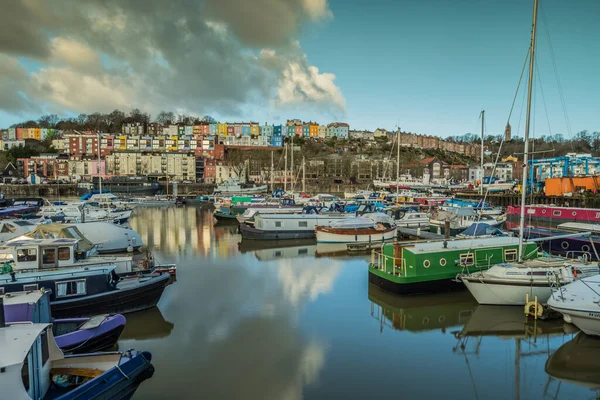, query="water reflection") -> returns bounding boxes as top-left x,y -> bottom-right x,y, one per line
368,285 -> 476,333
119,206 -> 598,400
546,333 -> 600,392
